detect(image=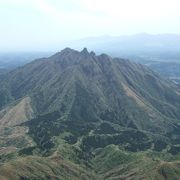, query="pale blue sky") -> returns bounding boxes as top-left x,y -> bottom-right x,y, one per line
0,0 -> 180,51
